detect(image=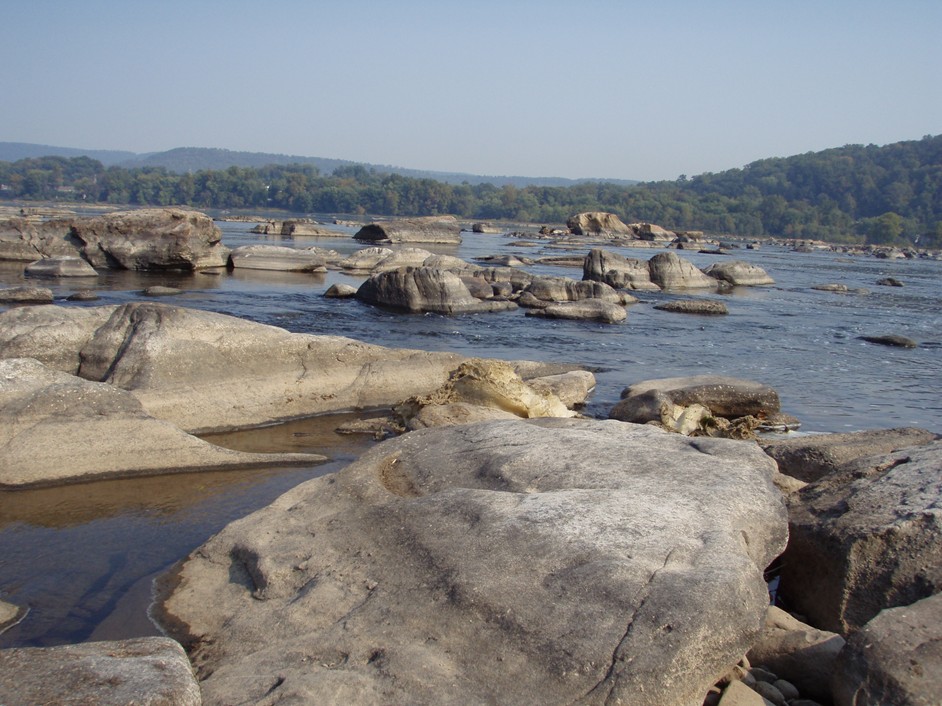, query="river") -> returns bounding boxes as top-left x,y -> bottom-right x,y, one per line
1,220 -> 940,647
